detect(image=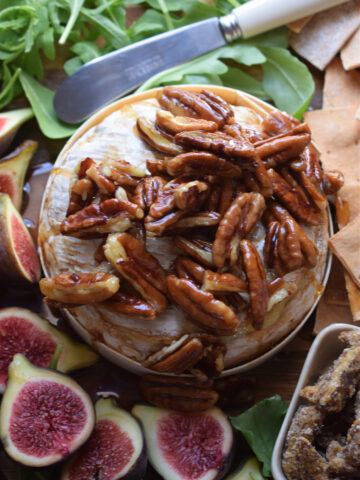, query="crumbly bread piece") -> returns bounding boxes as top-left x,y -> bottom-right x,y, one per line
341,27 -> 360,70
328,216 -> 360,289
323,57 -> 360,109
289,0 -> 360,70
